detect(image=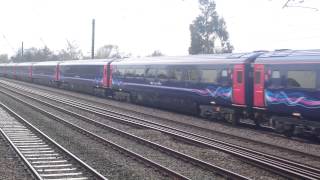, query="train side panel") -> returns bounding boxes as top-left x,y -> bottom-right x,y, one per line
32,63 -> 59,86
254,51 -> 320,136
59,64 -> 106,95
15,63 -> 33,82
263,64 -> 320,120
111,62 -> 241,117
